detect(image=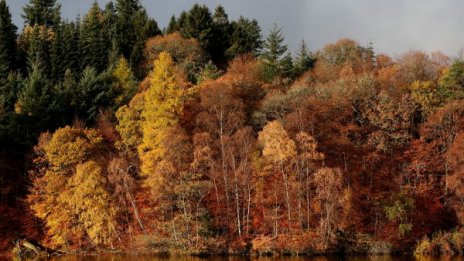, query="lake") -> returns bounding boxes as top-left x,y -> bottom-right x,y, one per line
2,255 -> 463,261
